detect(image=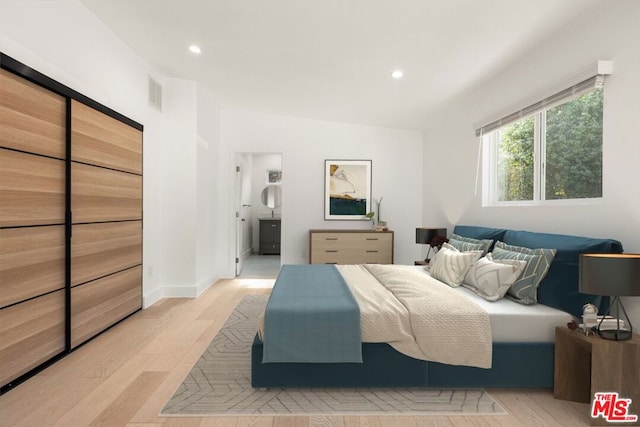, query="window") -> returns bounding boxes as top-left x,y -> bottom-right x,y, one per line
482,86 -> 603,205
